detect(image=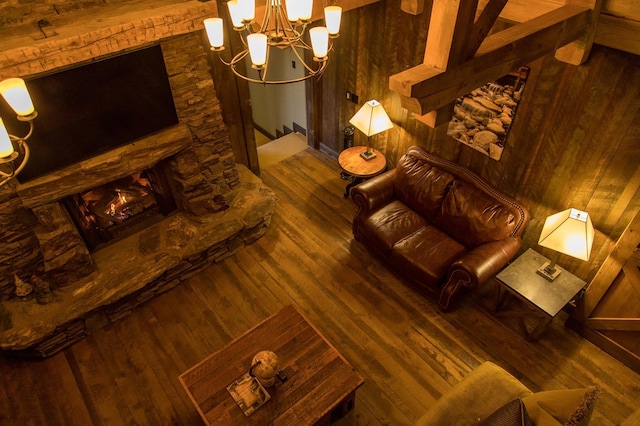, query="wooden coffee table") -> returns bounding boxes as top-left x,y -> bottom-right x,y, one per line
179,305 -> 365,425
